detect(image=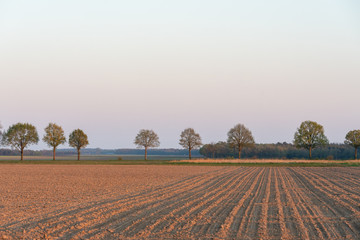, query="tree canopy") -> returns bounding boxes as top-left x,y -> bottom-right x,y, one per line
179,128 -> 202,159
69,129 -> 89,160
134,129 -> 160,160
0,122 -> 2,141
345,130 -> 360,159
227,124 -> 255,159
2,123 -> 39,160
43,123 -> 66,160
293,120 -> 329,159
